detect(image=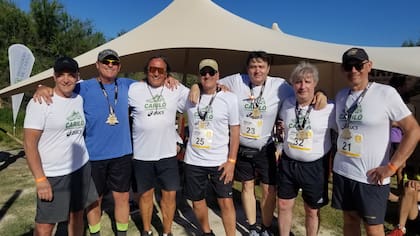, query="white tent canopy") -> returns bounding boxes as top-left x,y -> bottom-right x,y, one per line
1,0 -> 419,97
